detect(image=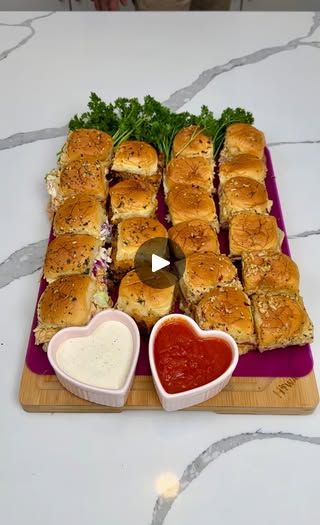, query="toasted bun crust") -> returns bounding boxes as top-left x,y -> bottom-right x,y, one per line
59,160 -> 108,201
118,217 -> 167,248
242,252 -> 300,295
219,177 -> 272,227
221,124 -> 265,160
229,212 -> 283,257
165,156 -> 214,194
168,219 -> 219,259
109,179 -> 157,223
117,268 -> 177,331
167,185 -> 218,230
44,234 -> 100,282
53,195 -> 106,238
195,287 -> 256,346
219,154 -> 266,185
184,253 -> 239,289
114,217 -> 168,272
112,141 -> 158,176
172,126 -> 213,159
180,253 -> 240,305
37,275 -> 96,328
252,293 -> 313,351
60,129 -> 113,165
